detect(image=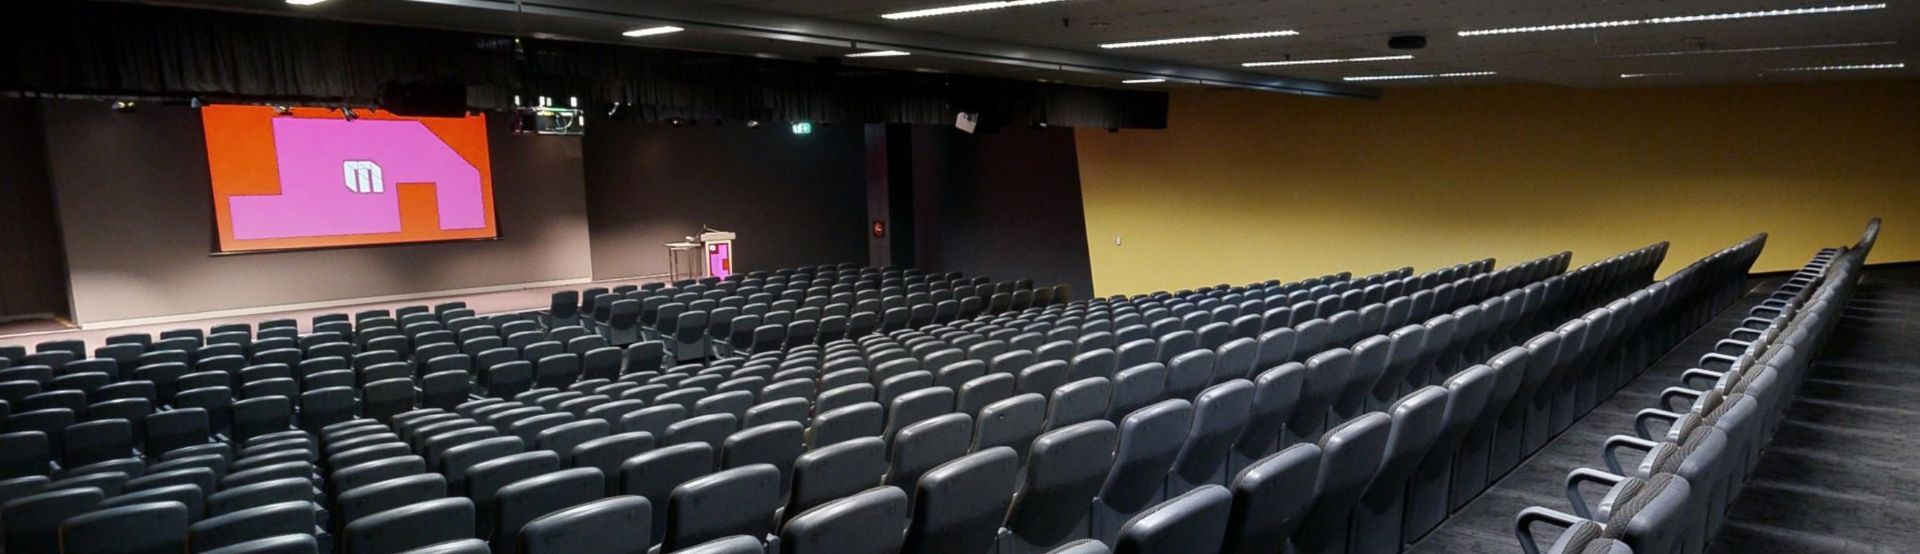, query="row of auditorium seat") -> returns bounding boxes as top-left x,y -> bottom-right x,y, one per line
546,269 -> 1064,362
1514,220 -> 1879,554
0,243 -> 1769,554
